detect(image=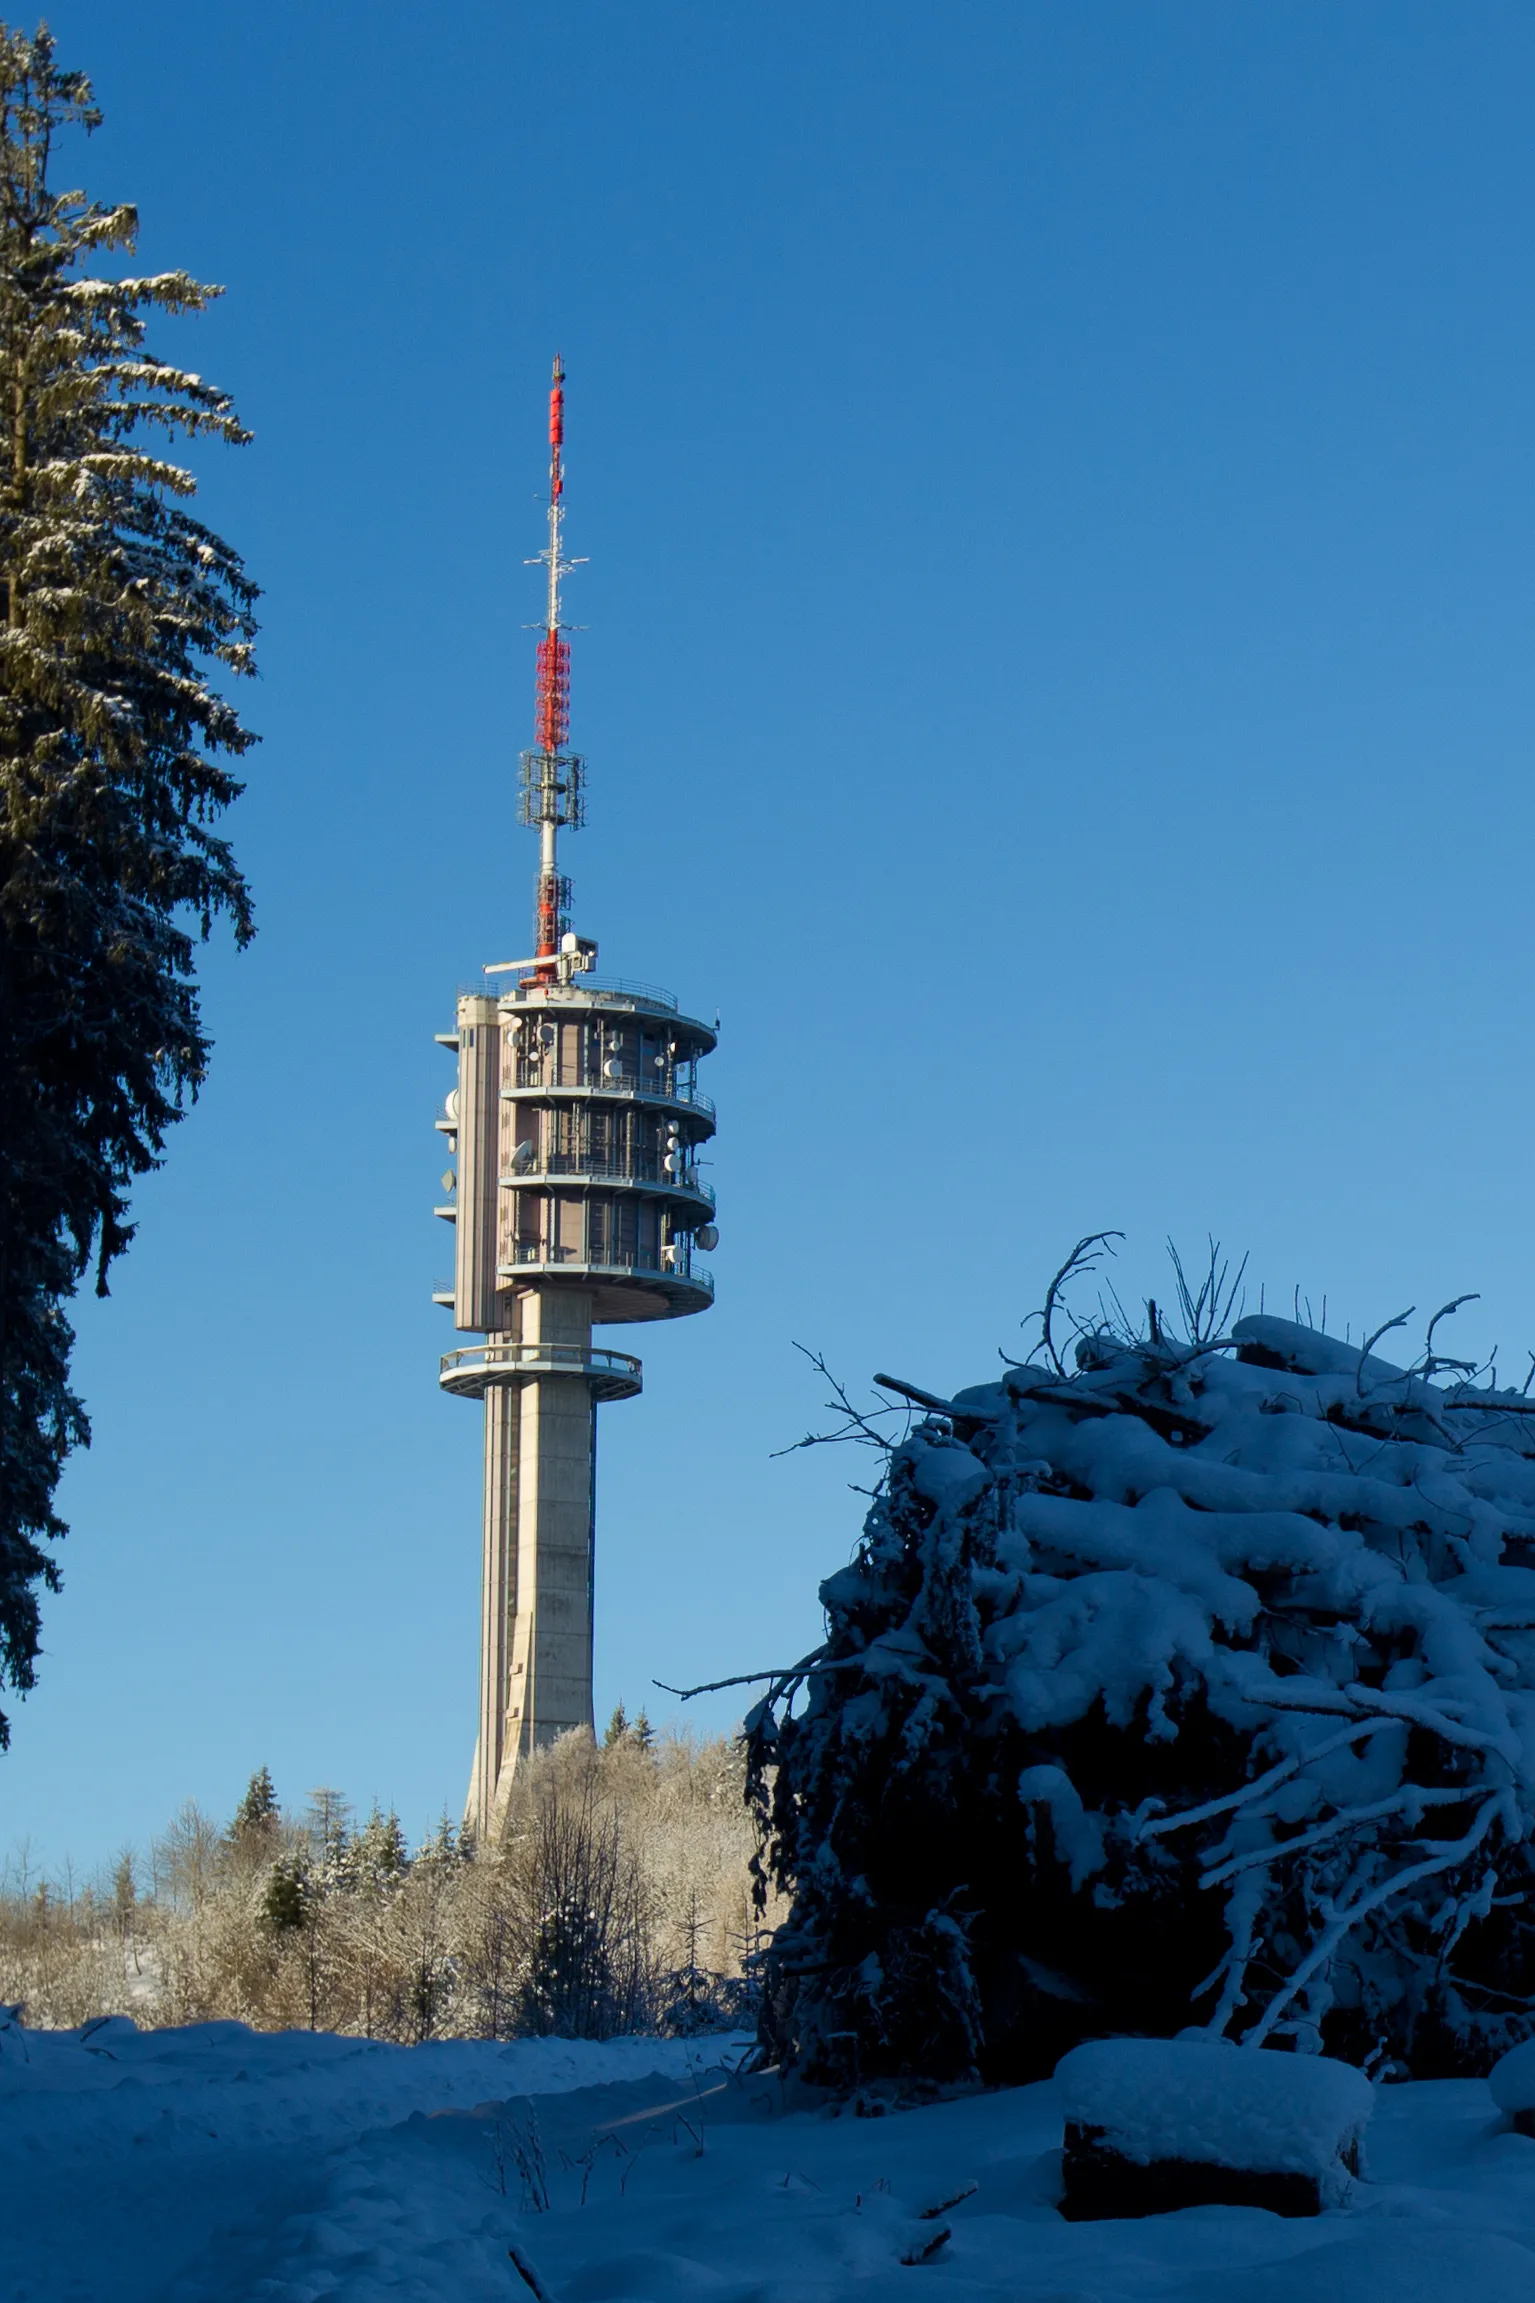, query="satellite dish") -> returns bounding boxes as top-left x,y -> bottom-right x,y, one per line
444,1089 -> 459,1122
695,1224 -> 719,1253
653,1054 -> 666,1068
603,1058 -> 623,1080
539,1024 -> 556,1046
663,1154 -> 680,1176
512,1141 -> 535,1174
